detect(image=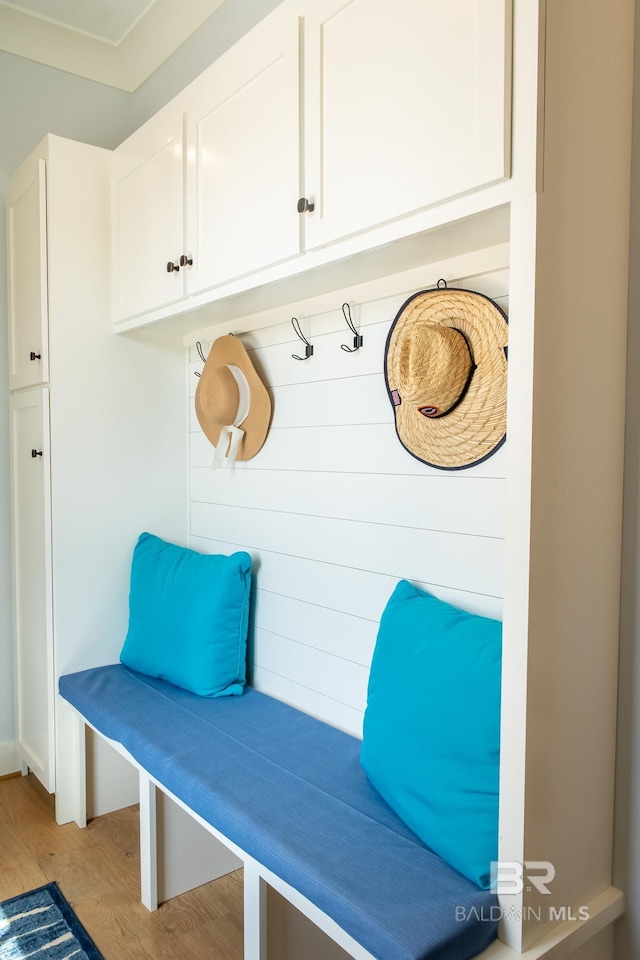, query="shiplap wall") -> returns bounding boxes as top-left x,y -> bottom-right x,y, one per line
188,263 -> 508,738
